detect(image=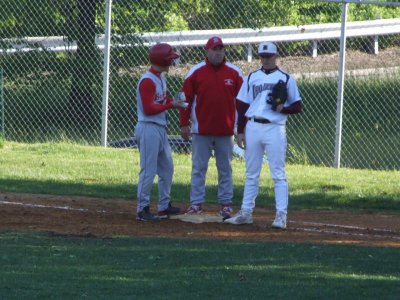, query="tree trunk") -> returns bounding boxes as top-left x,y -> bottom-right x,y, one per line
68,0 -> 98,124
